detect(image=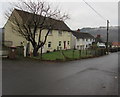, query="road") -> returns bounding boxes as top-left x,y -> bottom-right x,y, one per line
2,52 -> 118,95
